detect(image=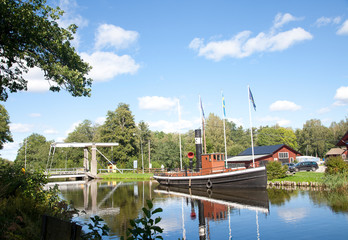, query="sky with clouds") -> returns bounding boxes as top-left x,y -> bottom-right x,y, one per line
2,0 -> 348,161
